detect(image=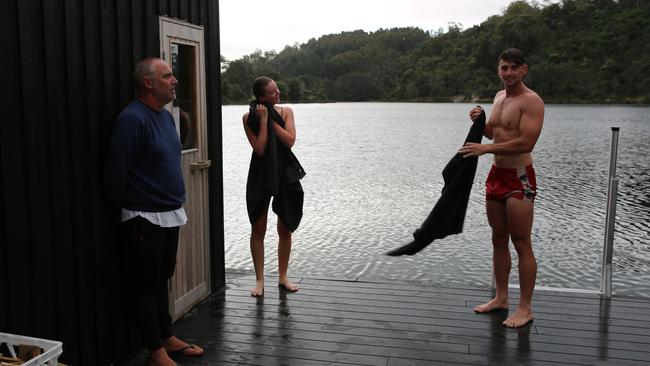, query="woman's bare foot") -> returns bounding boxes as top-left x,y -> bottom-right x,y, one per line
278,277 -> 299,292
473,298 -> 508,313
503,306 -> 534,328
148,347 -> 176,366
251,280 -> 264,297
